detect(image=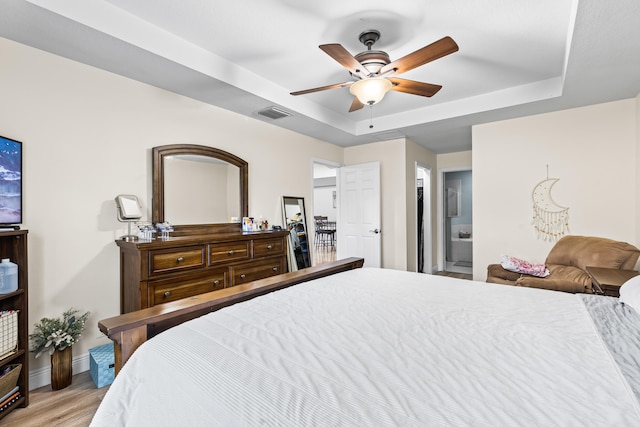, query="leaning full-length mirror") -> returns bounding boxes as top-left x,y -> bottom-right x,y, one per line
282,196 -> 311,271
